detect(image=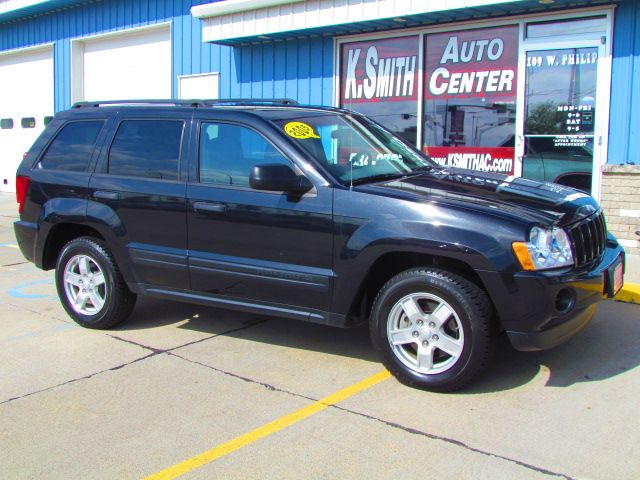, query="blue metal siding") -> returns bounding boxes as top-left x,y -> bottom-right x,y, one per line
609,0 -> 640,164
230,38 -> 334,105
0,0 -> 335,111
